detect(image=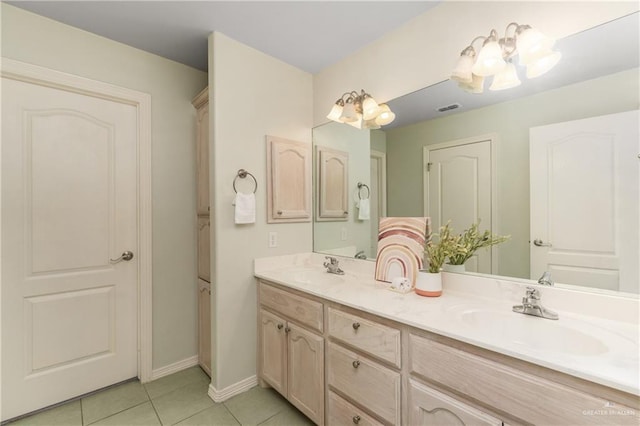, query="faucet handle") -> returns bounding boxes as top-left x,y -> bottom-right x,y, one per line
525,286 -> 540,299
325,256 -> 338,265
